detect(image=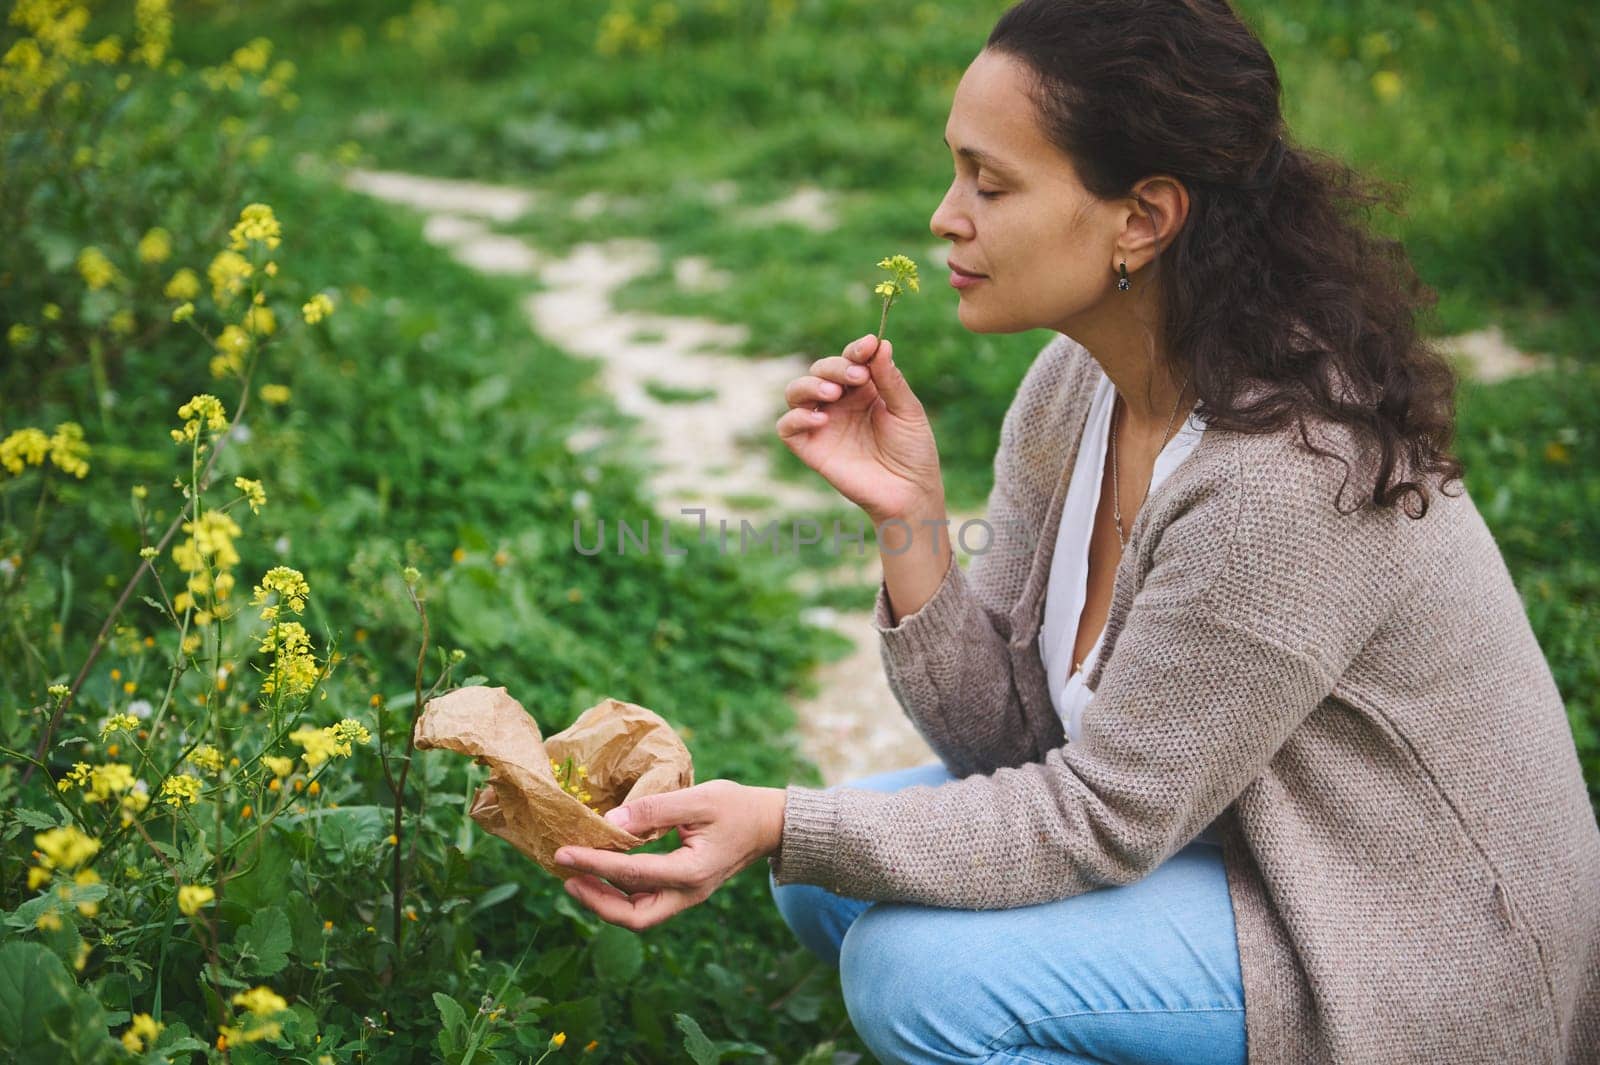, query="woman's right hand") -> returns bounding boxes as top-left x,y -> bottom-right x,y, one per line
776,332 -> 944,524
